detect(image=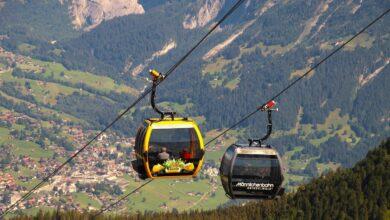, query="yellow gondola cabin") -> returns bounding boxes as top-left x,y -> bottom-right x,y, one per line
132,69 -> 205,179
